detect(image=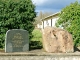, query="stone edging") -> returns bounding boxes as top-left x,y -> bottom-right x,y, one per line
0,53 -> 80,56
